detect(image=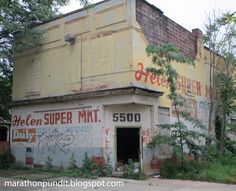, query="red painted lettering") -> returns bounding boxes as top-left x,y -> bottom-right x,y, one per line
78,109 -> 100,123
93,109 -> 99,122
44,113 -> 49,125
12,115 -> 21,126
197,82 -> 201,96
67,112 -> 72,124
78,111 -> 87,123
